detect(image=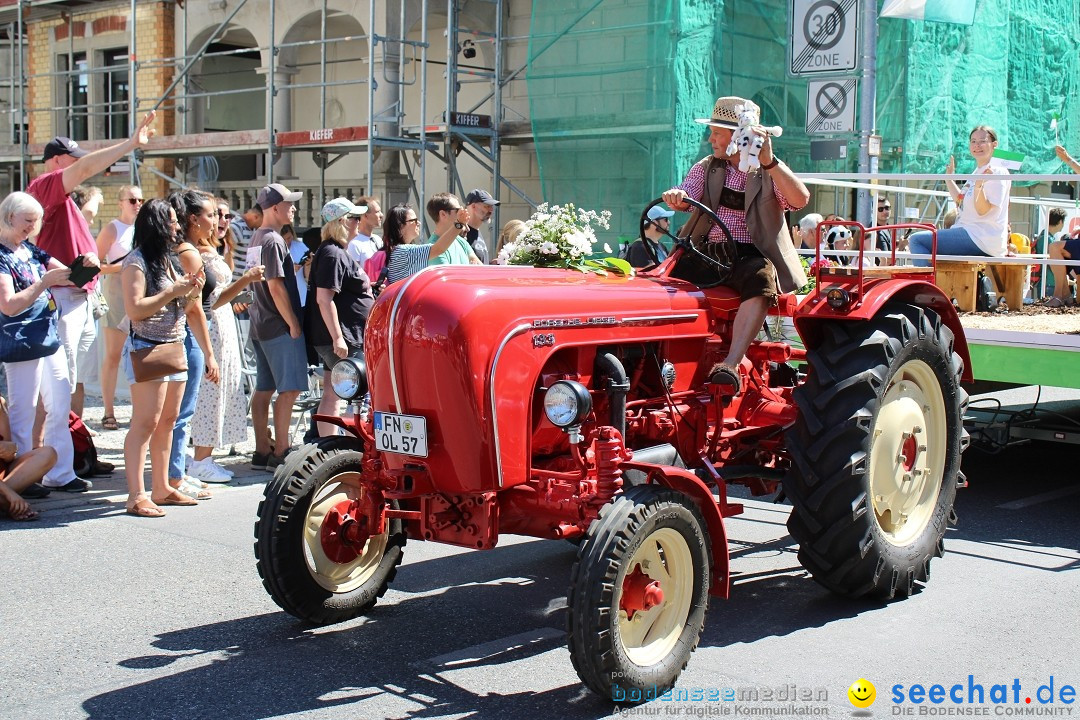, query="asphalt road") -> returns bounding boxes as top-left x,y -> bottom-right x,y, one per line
1,390 -> 1077,720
